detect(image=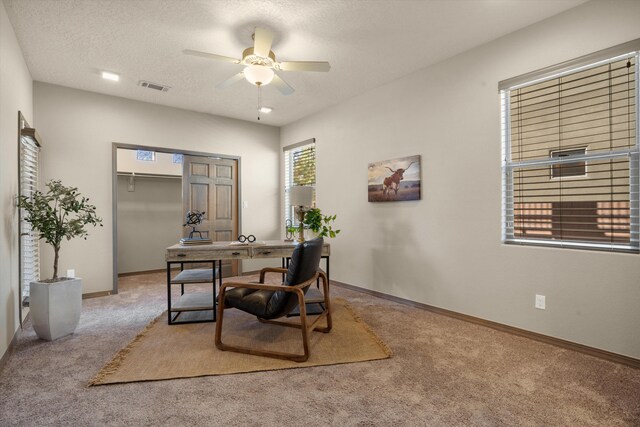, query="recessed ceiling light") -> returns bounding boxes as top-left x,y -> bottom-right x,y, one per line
101,71 -> 120,81
258,106 -> 273,113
